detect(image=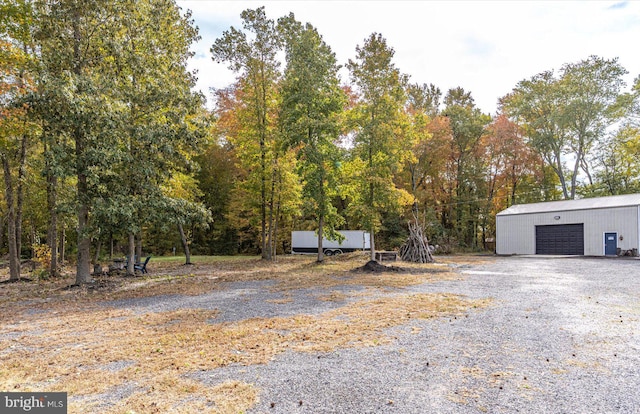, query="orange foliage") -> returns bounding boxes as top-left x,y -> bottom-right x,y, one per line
481,114 -> 541,214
